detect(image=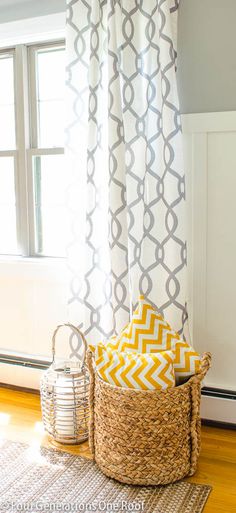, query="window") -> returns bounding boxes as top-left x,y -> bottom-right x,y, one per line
0,42 -> 68,257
